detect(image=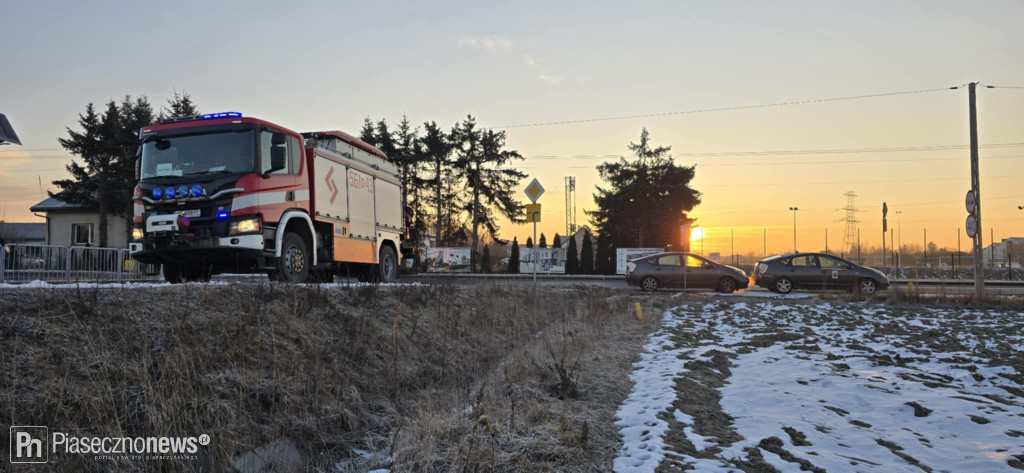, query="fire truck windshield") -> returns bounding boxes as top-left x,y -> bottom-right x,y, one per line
140,130 -> 254,179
